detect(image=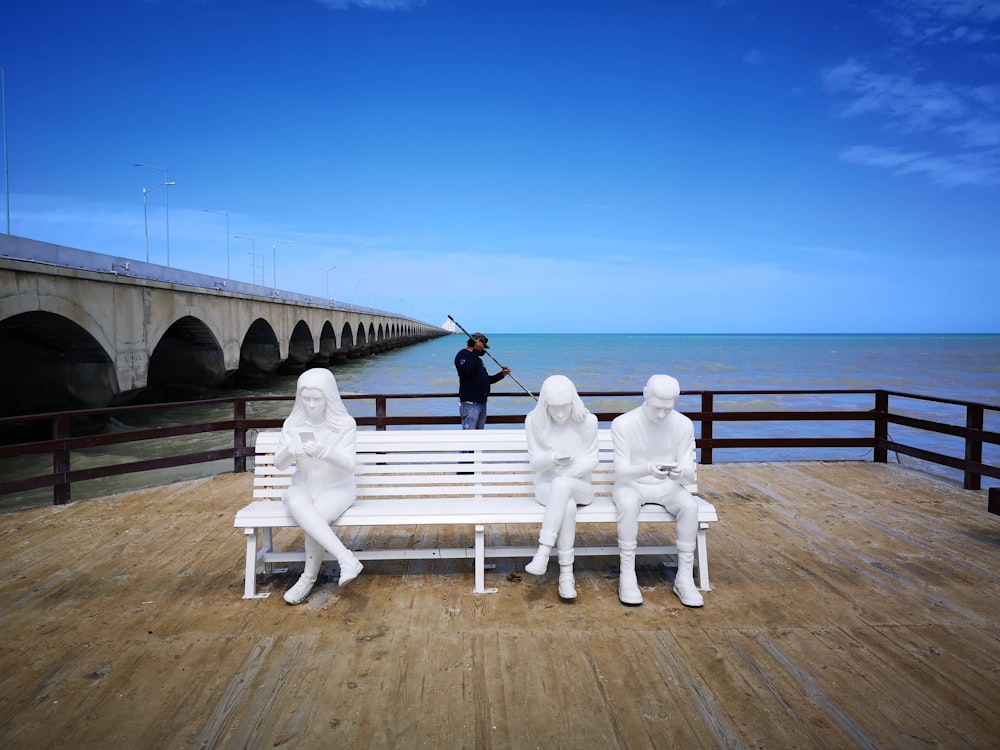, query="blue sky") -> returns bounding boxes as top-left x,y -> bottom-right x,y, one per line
3,0 -> 999,333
